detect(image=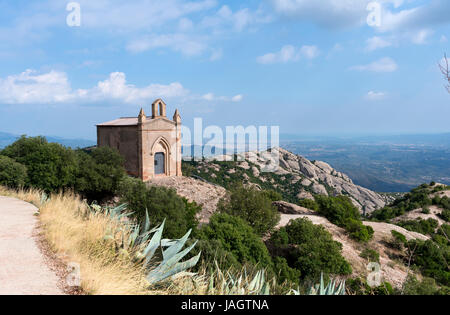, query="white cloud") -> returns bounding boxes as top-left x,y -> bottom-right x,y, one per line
268,0 -> 369,29
78,72 -> 189,103
201,93 -> 243,102
441,35 -> 448,43
365,36 -> 392,51
366,91 -> 387,100
126,34 -> 207,56
78,0 -> 217,31
411,29 -> 434,45
268,0 -> 450,37
231,94 -> 243,102
201,5 -> 271,32
0,70 -> 73,104
0,70 -> 189,105
257,45 -> 320,64
351,57 -> 398,73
